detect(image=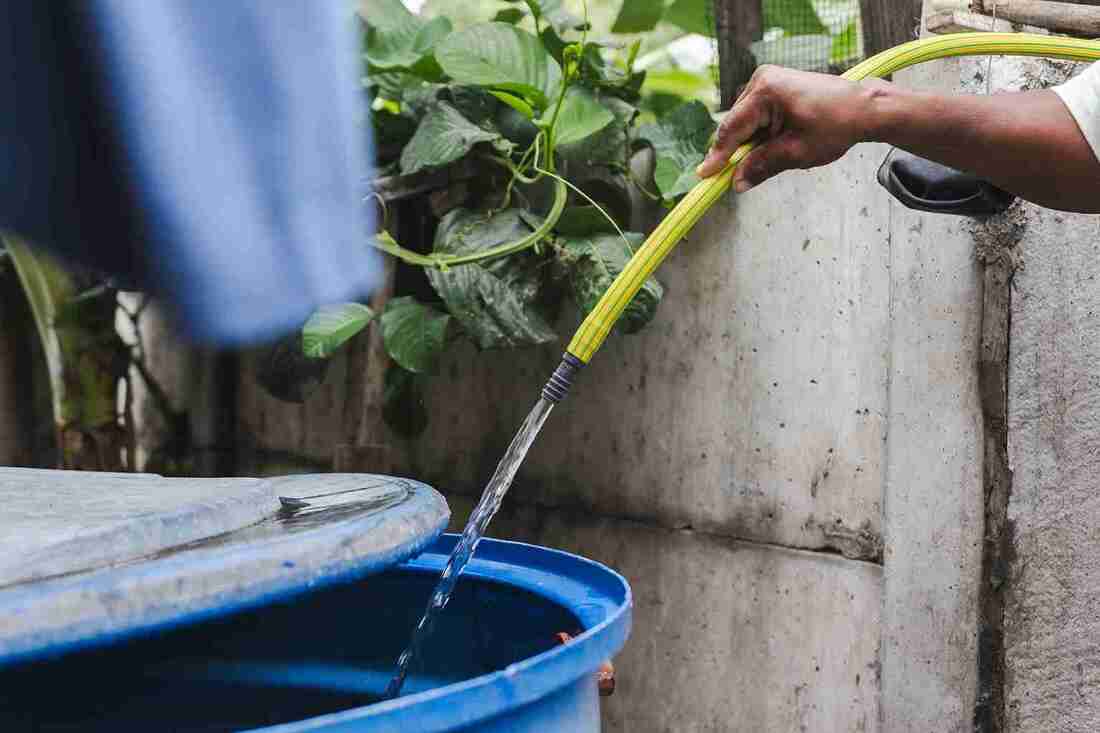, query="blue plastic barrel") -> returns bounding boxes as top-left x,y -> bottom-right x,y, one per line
0,534 -> 632,732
